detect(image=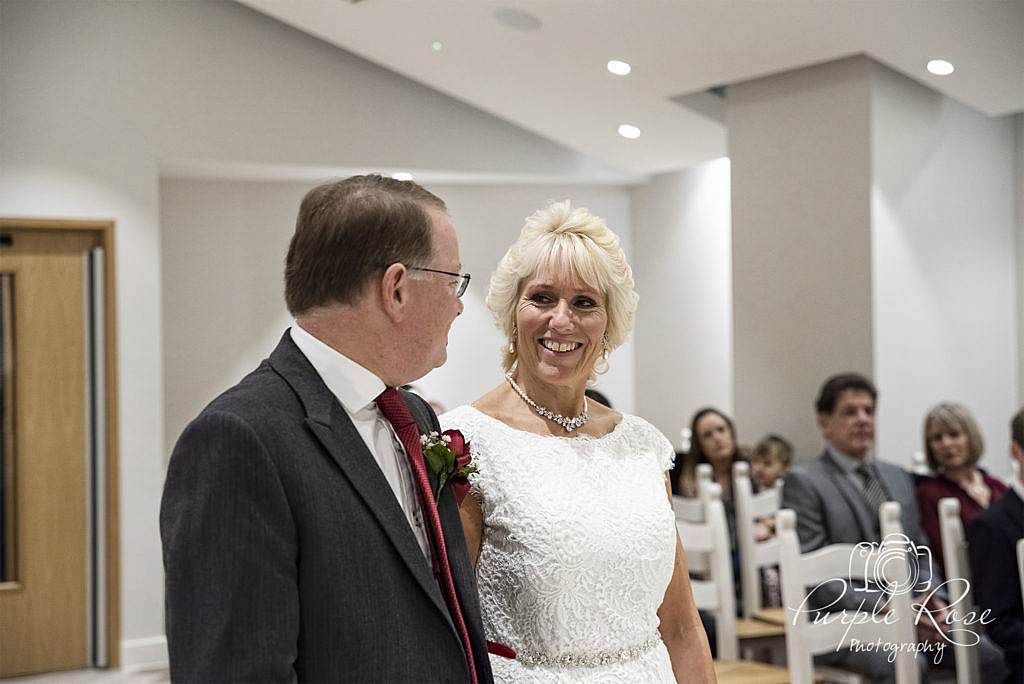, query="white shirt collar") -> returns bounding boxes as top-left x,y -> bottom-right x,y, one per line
827,445 -> 874,472
1011,460 -> 1024,500
290,323 -> 385,414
